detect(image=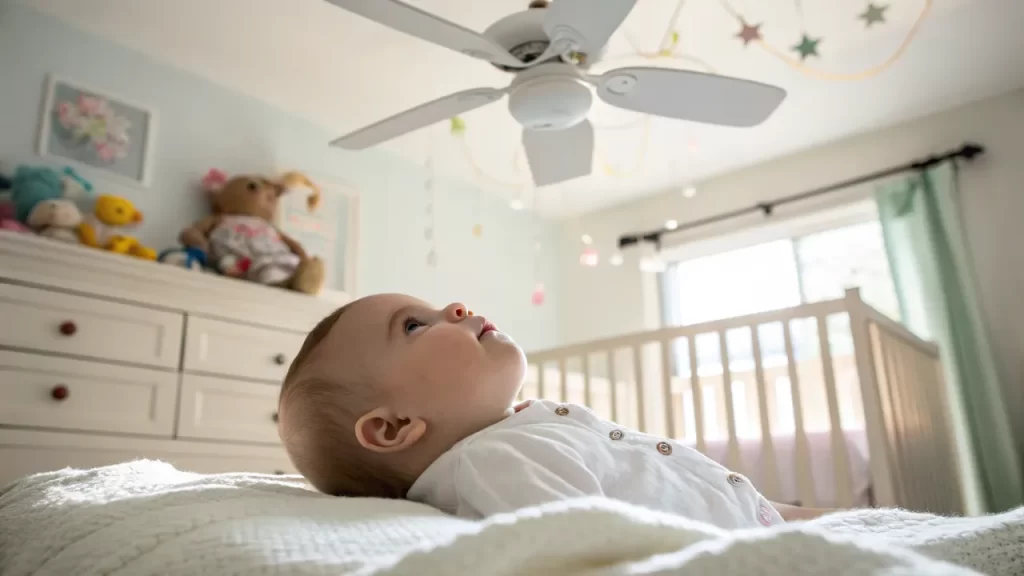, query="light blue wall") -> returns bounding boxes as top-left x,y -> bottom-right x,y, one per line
0,4 -> 560,351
